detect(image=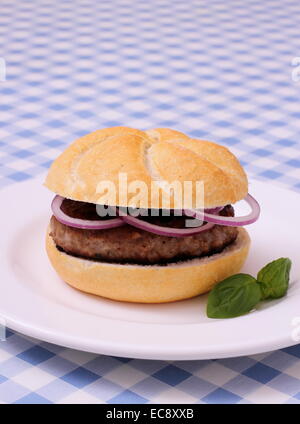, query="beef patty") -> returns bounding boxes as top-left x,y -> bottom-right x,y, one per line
50,199 -> 238,265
